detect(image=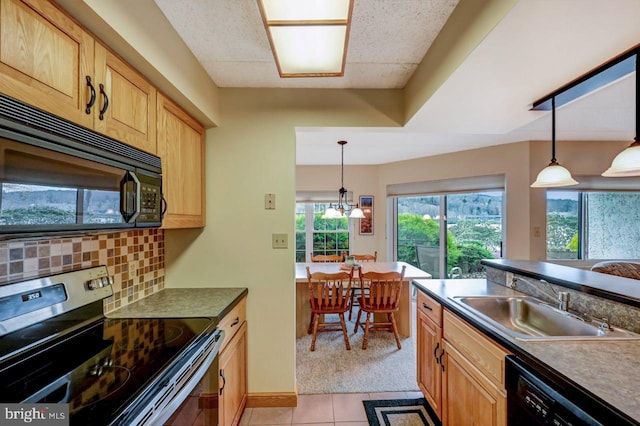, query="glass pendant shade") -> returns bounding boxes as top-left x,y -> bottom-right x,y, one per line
603,53 -> 640,177
349,207 -> 365,218
321,206 -> 341,219
531,161 -> 579,187
602,142 -> 640,176
531,97 -> 578,188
